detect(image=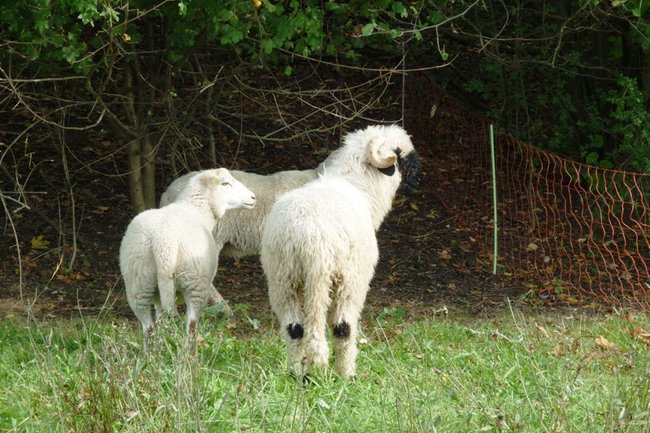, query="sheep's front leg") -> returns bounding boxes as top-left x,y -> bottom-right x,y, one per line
208,285 -> 233,317
205,251 -> 232,317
